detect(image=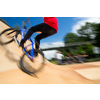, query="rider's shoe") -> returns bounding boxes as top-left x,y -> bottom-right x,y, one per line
35,39 -> 39,49
19,39 -> 25,47
19,41 -> 23,47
